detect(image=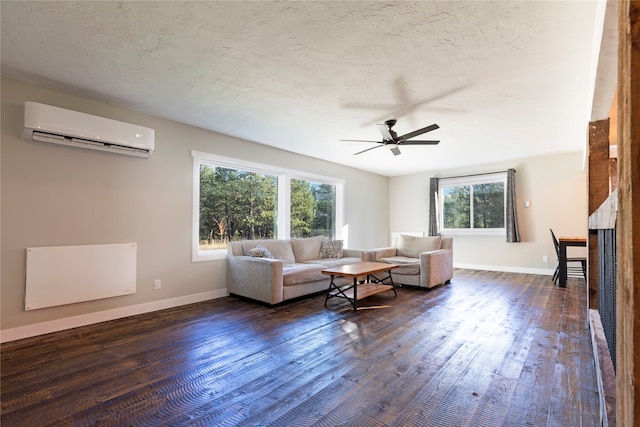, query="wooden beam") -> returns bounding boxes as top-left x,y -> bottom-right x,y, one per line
589,118 -> 612,216
616,1 -> 640,425
589,118 -> 612,309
